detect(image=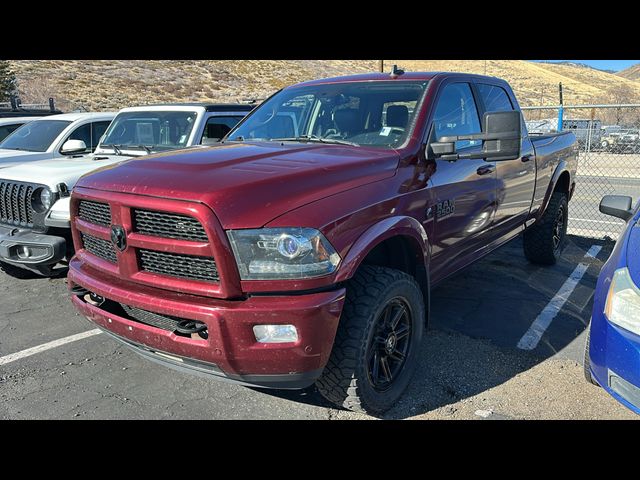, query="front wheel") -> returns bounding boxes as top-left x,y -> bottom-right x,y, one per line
523,191 -> 568,265
315,265 -> 425,415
